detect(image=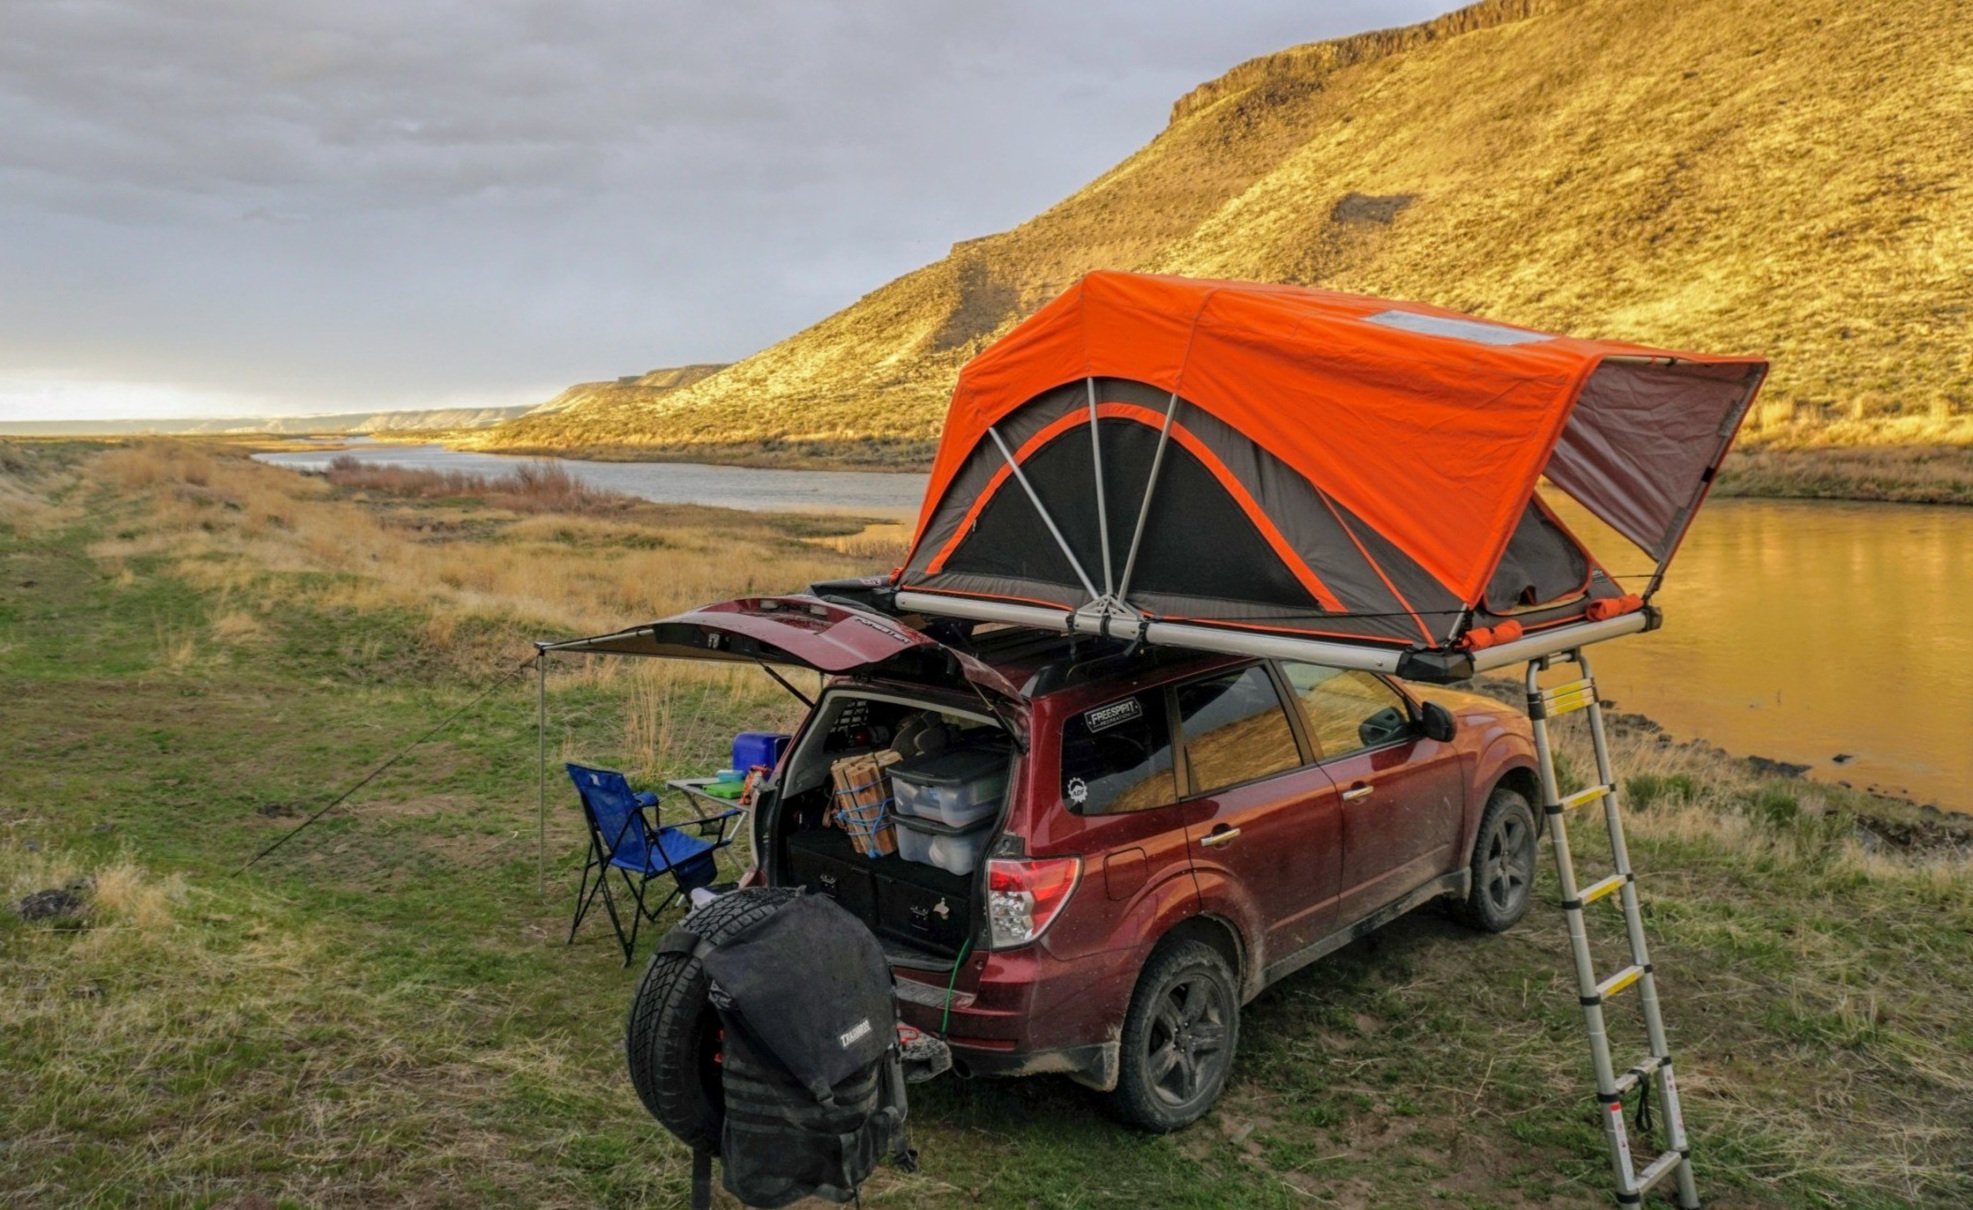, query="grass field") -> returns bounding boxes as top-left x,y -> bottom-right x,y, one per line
4,440 -> 1970,1207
